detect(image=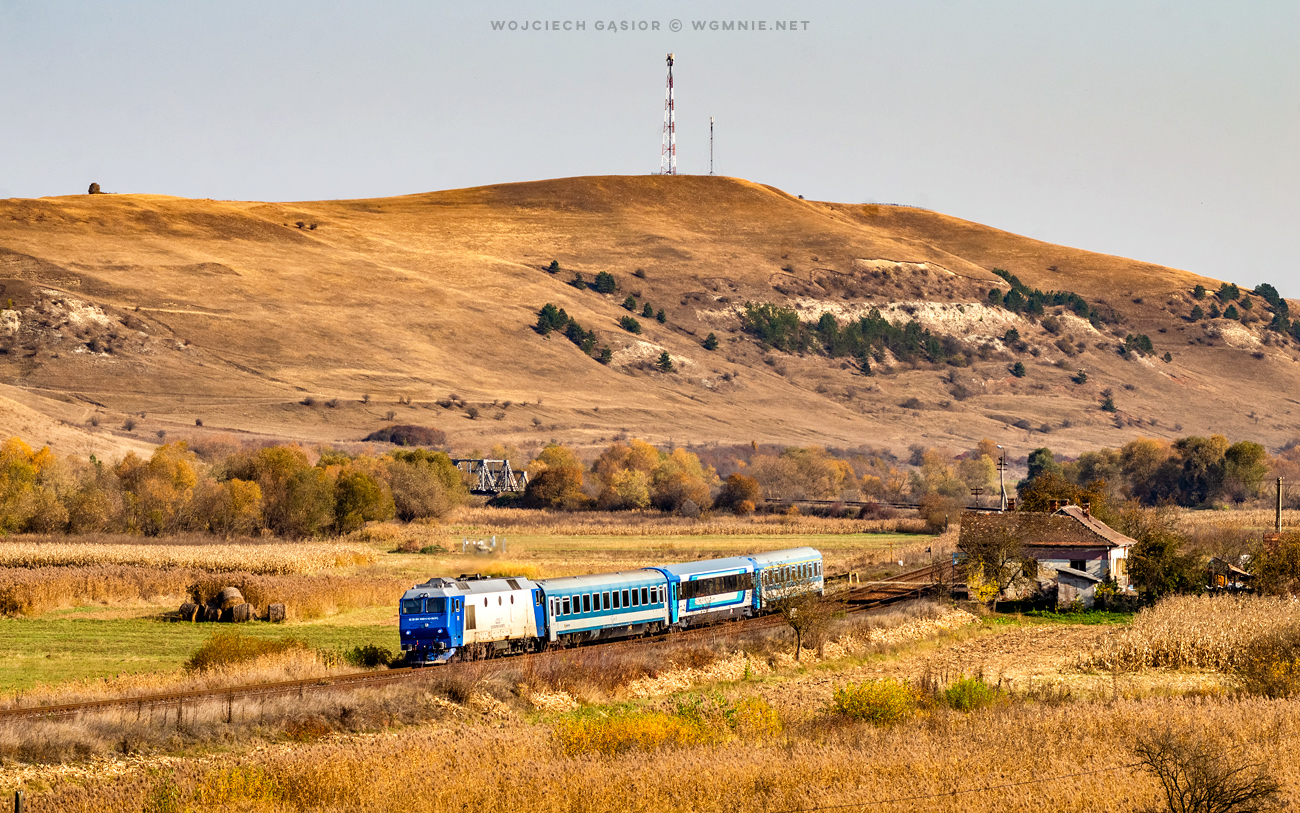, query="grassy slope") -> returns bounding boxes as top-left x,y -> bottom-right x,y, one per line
1,175 -> 1297,459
